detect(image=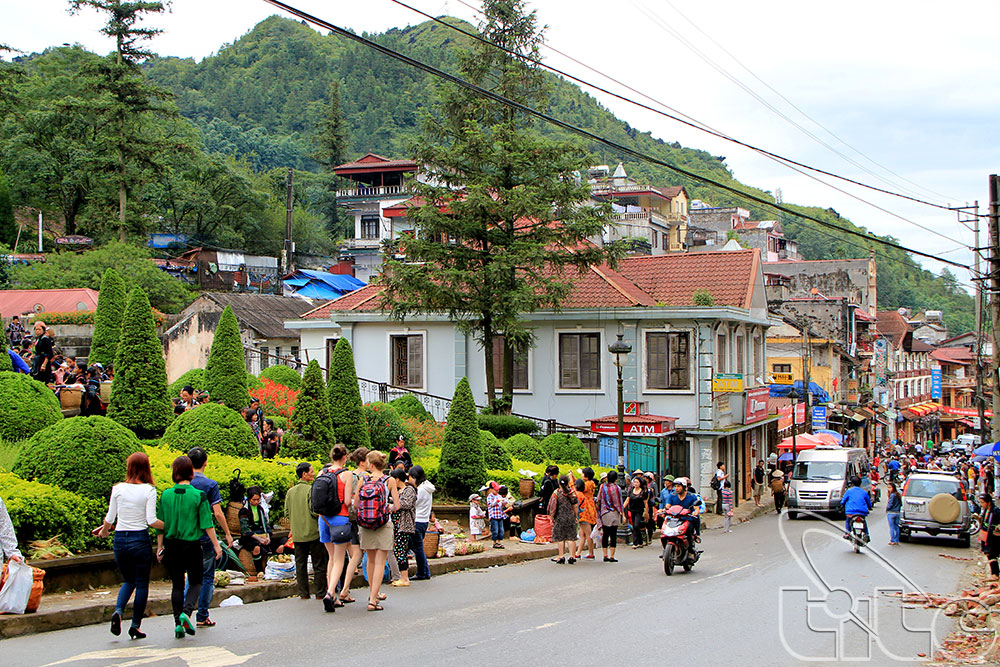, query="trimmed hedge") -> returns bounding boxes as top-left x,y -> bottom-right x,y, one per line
89,268 -> 127,366
481,430 -> 513,471
13,416 -> 143,500
540,432 -> 591,466
259,364 -> 302,391
167,368 -> 206,398
0,323 -> 11,372
161,403 -> 259,458
363,402 -> 413,452
0,371 -> 63,441
391,394 -> 434,423
1,471 -> 108,552
328,338 -> 369,449
205,306 -> 250,410
476,414 -> 538,439
503,433 -> 546,464
437,378 -> 486,497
